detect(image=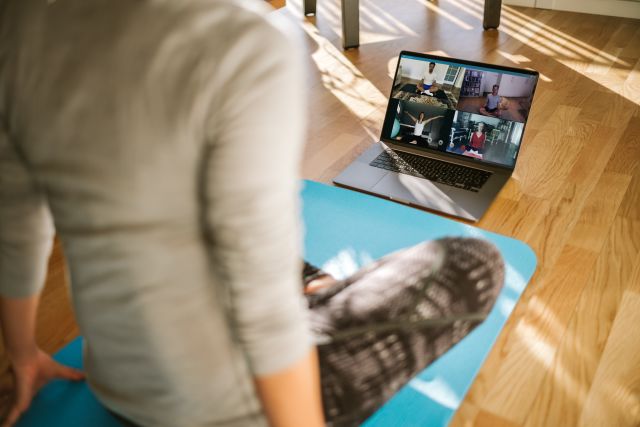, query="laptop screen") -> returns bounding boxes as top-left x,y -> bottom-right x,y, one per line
381,52 -> 539,169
